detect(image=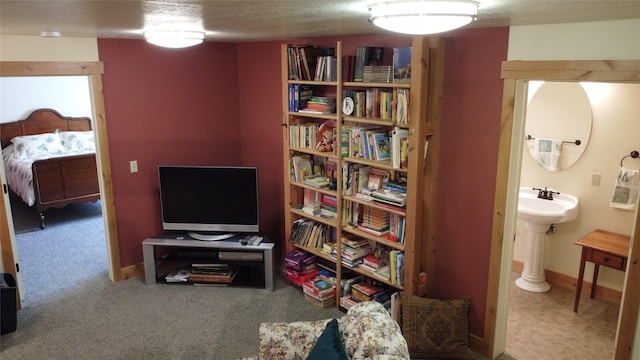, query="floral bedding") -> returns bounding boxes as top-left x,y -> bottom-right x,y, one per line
2,144 -> 94,206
